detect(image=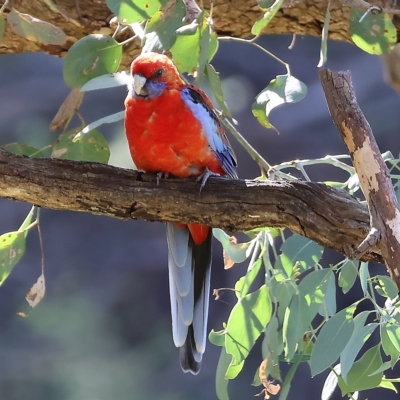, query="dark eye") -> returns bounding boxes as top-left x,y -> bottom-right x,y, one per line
153,68 -> 163,78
